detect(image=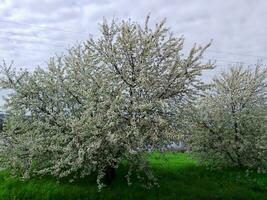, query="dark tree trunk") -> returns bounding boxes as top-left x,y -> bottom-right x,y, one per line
104,166 -> 116,184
